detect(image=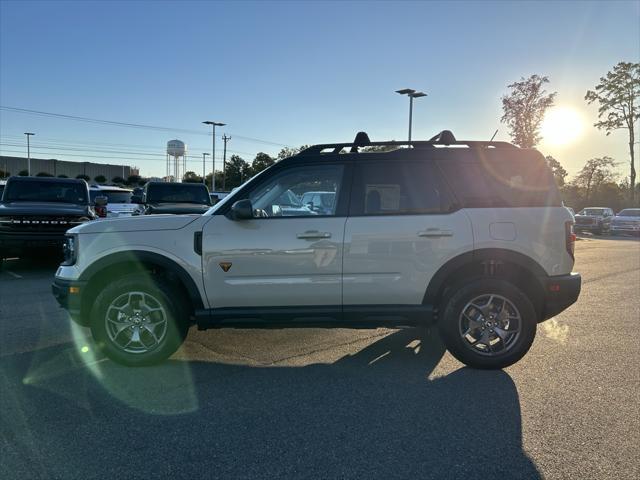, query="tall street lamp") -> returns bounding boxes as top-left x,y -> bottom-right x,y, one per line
396,89 -> 427,144
24,132 -> 35,175
202,121 -> 226,191
202,152 -> 209,186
